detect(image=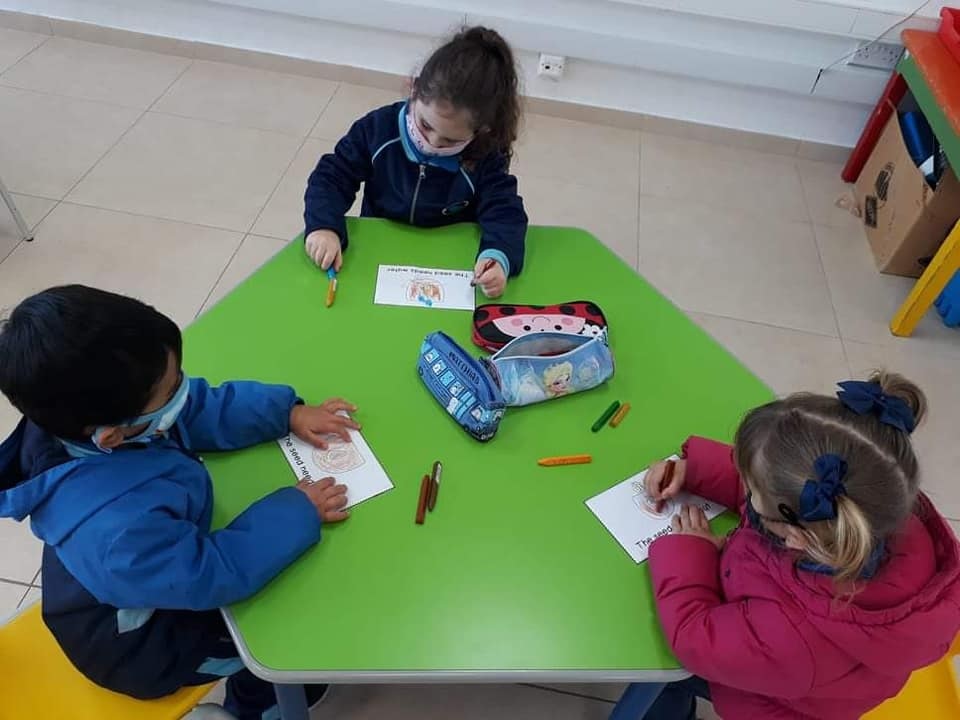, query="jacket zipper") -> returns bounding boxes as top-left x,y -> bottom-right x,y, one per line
409,164 -> 426,224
